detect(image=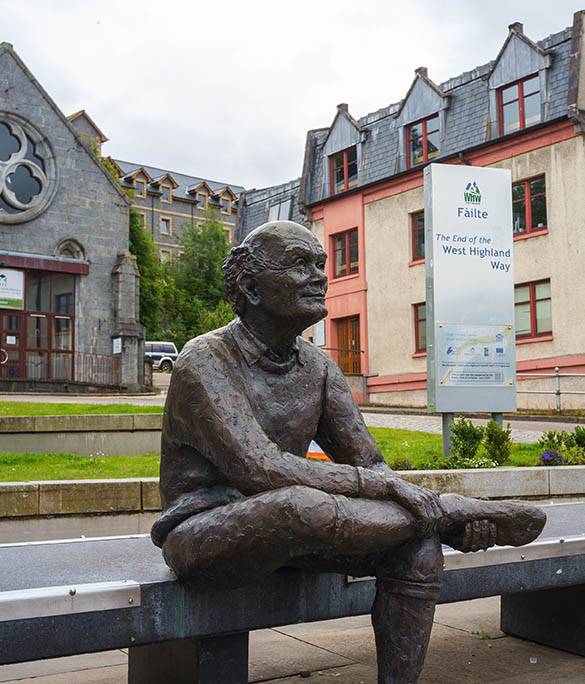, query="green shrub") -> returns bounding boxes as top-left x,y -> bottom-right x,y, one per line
538,430 -> 573,452
391,458 -> 415,471
450,417 -> 484,461
563,446 -> 585,466
457,454 -> 498,469
573,426 -> 585,449
484,419 -> 512,465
